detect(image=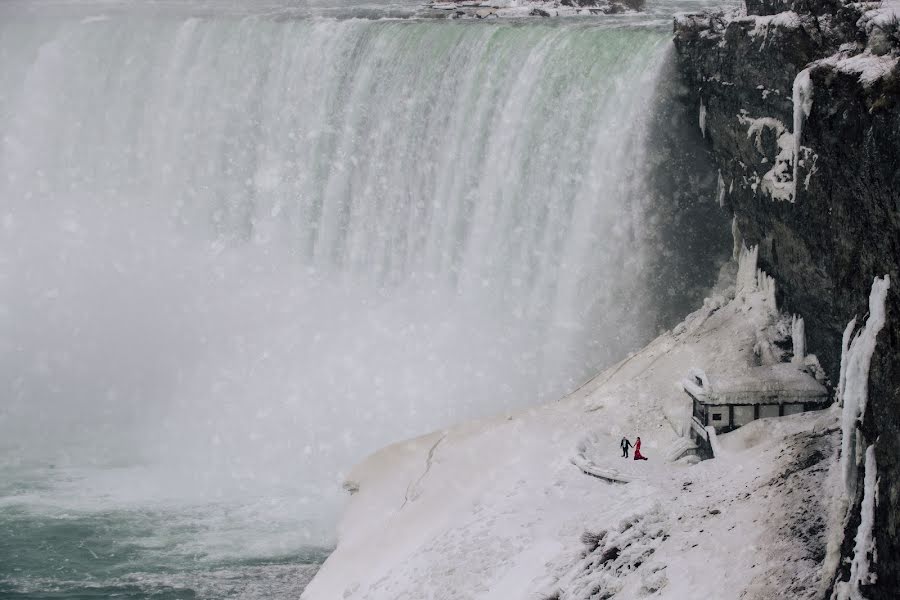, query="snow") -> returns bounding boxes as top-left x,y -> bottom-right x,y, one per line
746,11 -> 802,48
303,268 -> 842,600
839,275 -> 890,504
792,68 -> 813,201
695,362 -> 826,405
705,426 -> 724,457
818,51 -> 899,86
